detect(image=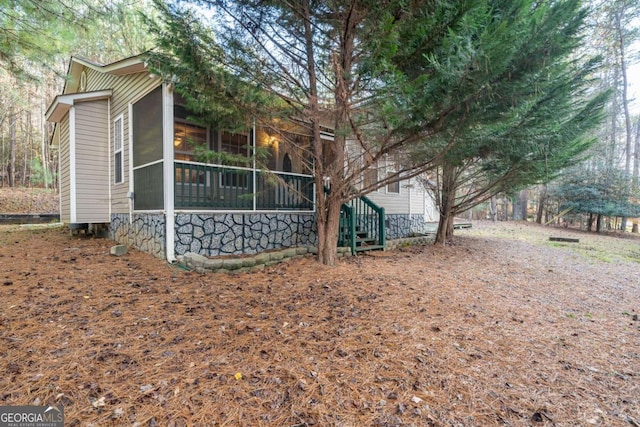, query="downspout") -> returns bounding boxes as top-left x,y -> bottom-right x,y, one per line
107,98 -> 112,220
57,130 -> 62,218
162,83 -> 176,263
